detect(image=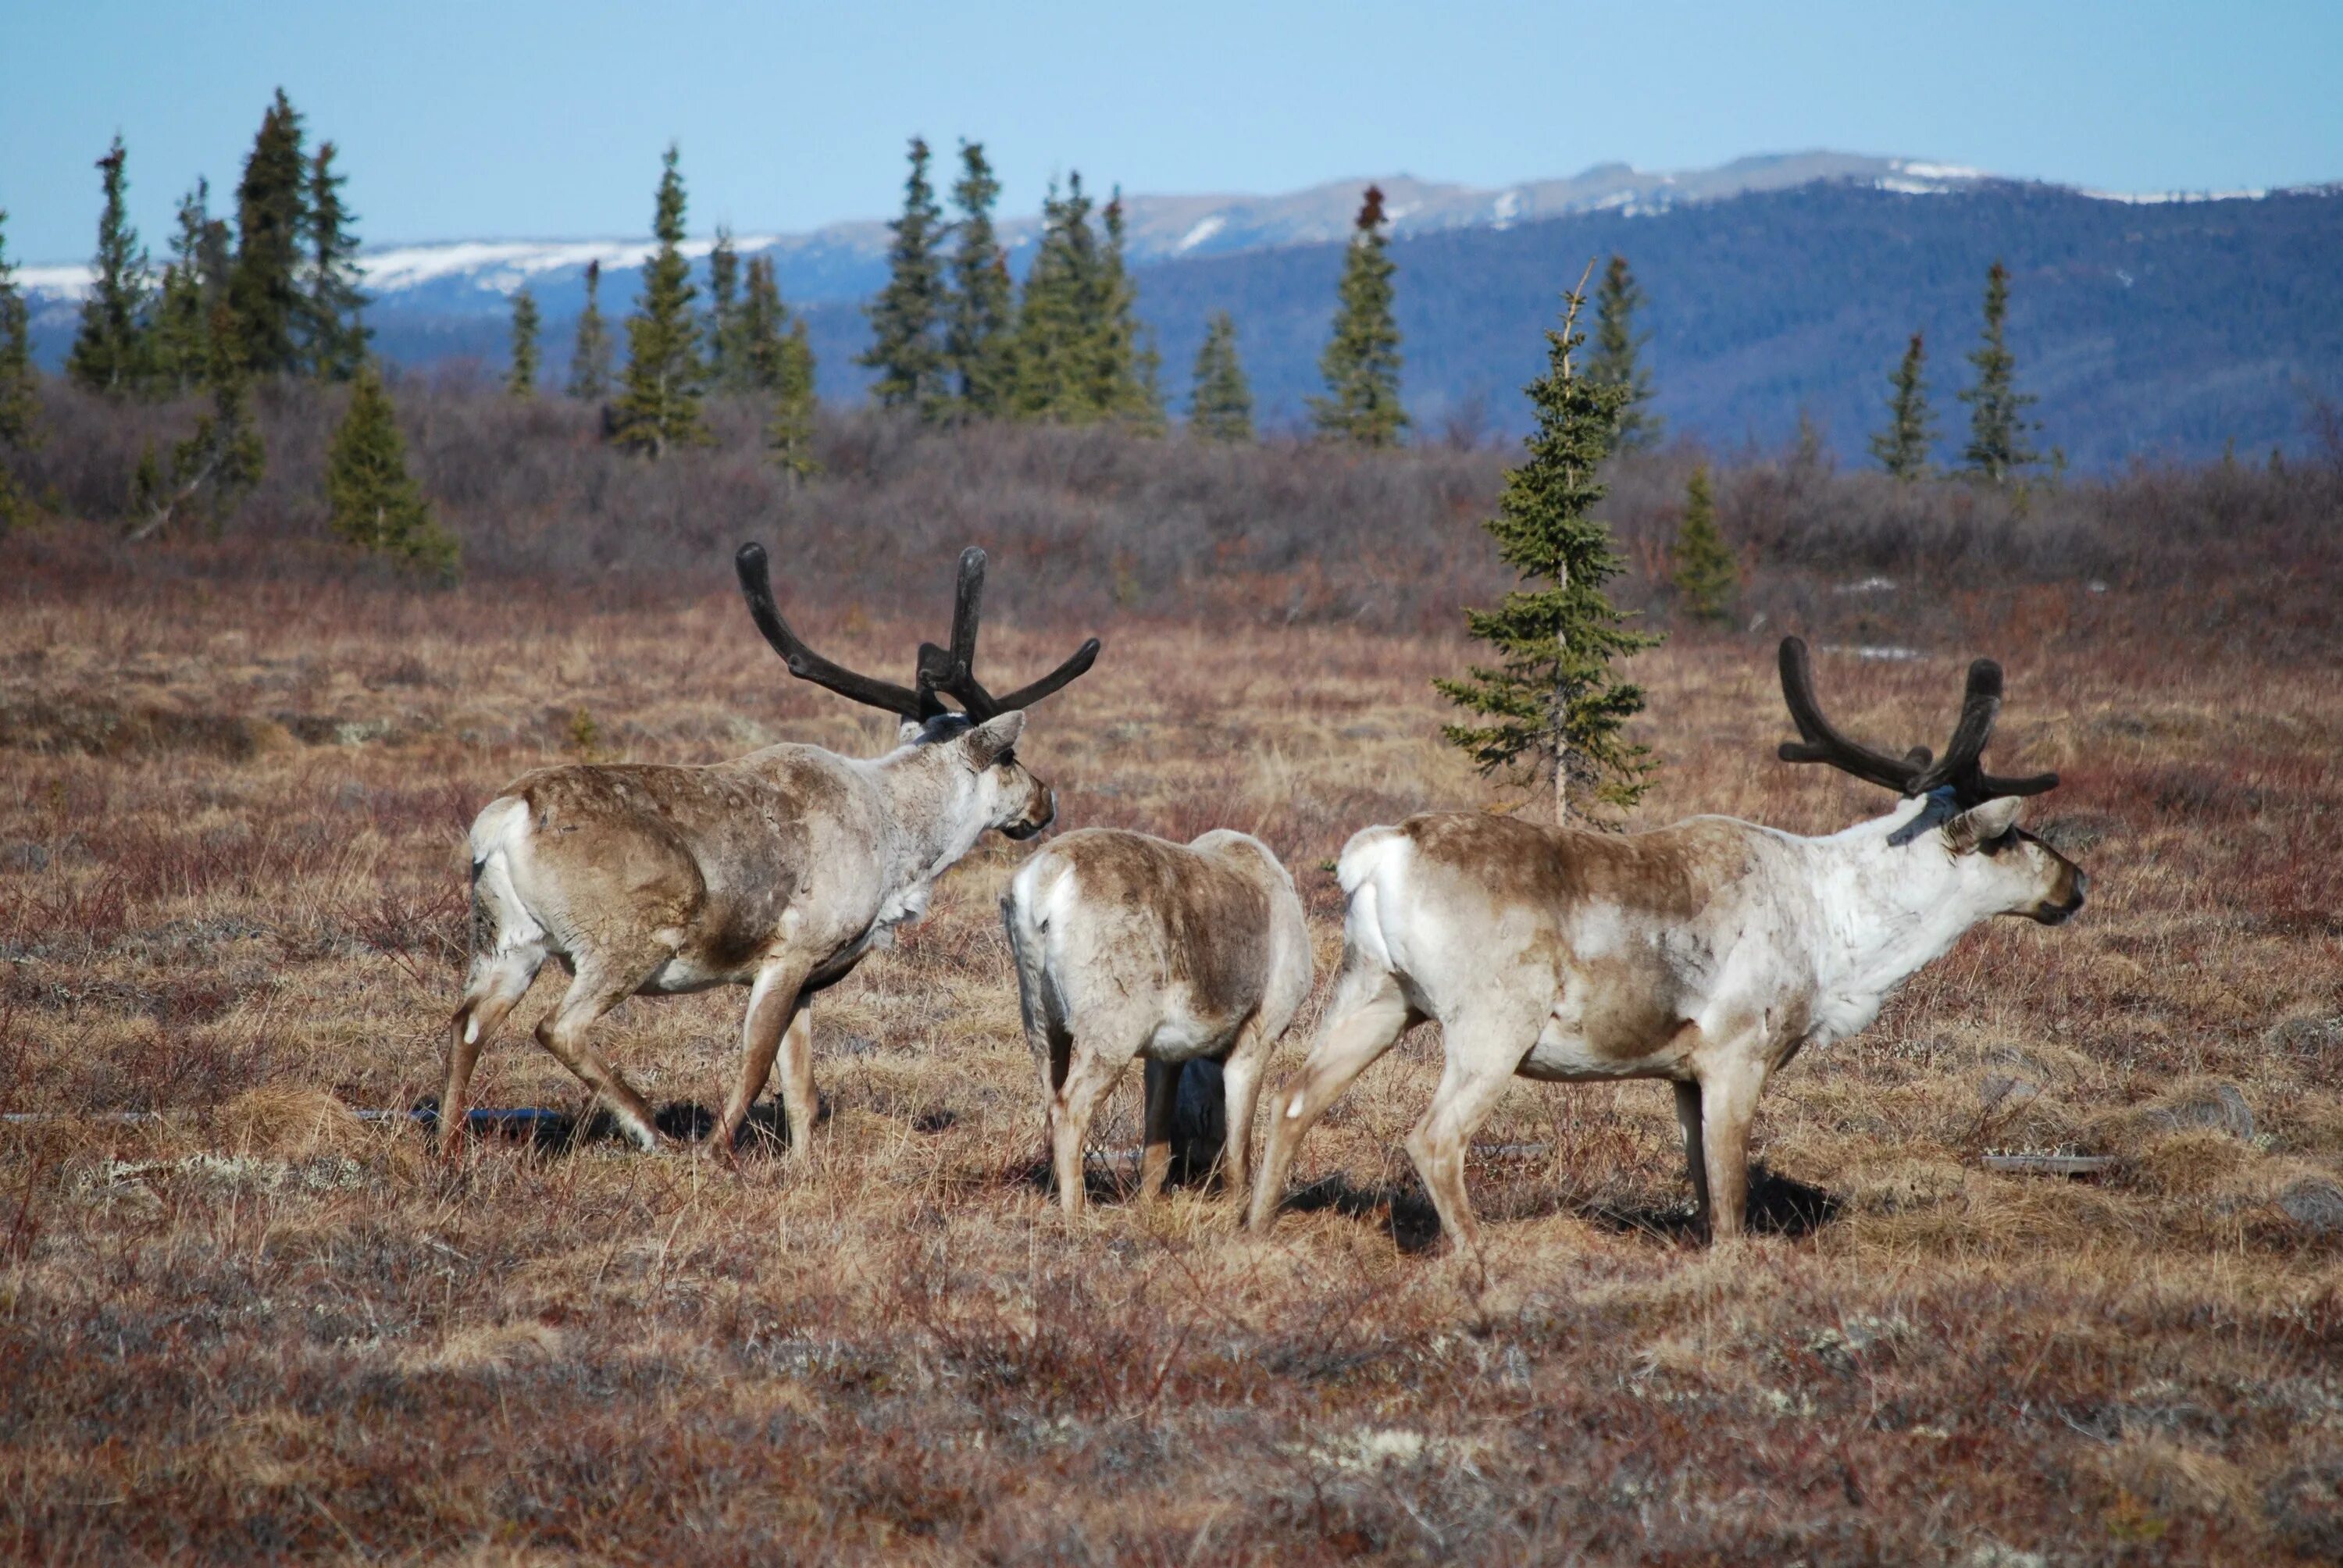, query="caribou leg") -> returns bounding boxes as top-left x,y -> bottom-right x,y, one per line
717,958 -> 811,1156
1694,1056 -> 1768,1242
1673,1079 -> 1712,1238
1050,1042 -> 1130,1216
440,945 -> 544,1156
770,1007 -> 818,1164
532,955 -> 669,1151
1247,960 -> 1413,1233
1139,1060 -> 1180,1201
1217,1017 -> 1275,1204
1402,1020 -> 1533,1278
